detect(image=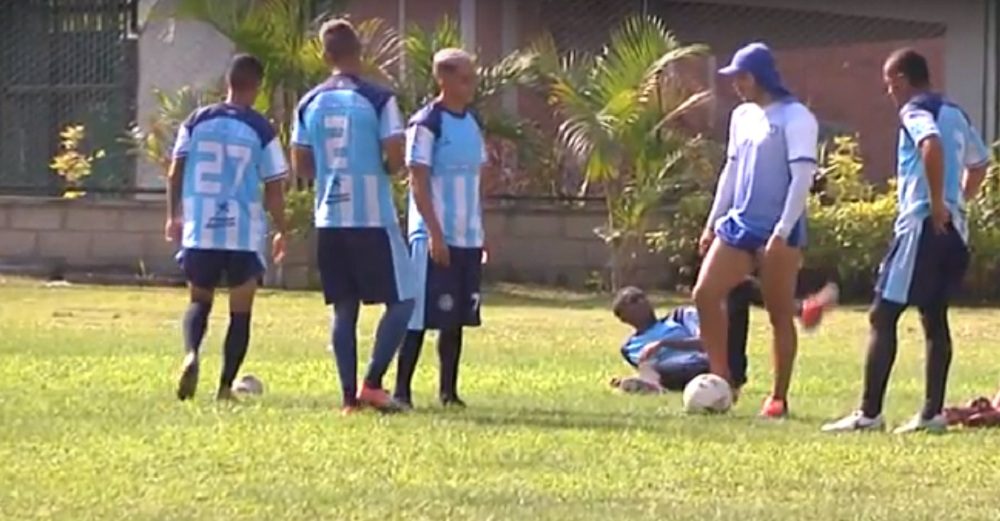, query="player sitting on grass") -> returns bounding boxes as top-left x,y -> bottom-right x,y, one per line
166,54 -> 288,402
611,281 -> 837,395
